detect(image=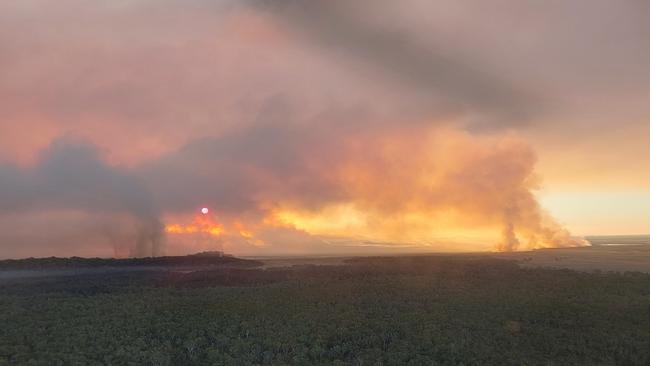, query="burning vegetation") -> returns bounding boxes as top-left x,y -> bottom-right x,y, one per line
158,127 -> 588,255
